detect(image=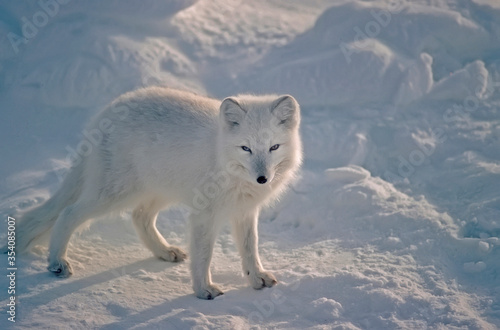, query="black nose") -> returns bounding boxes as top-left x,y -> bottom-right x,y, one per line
256,176 -> 268,184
